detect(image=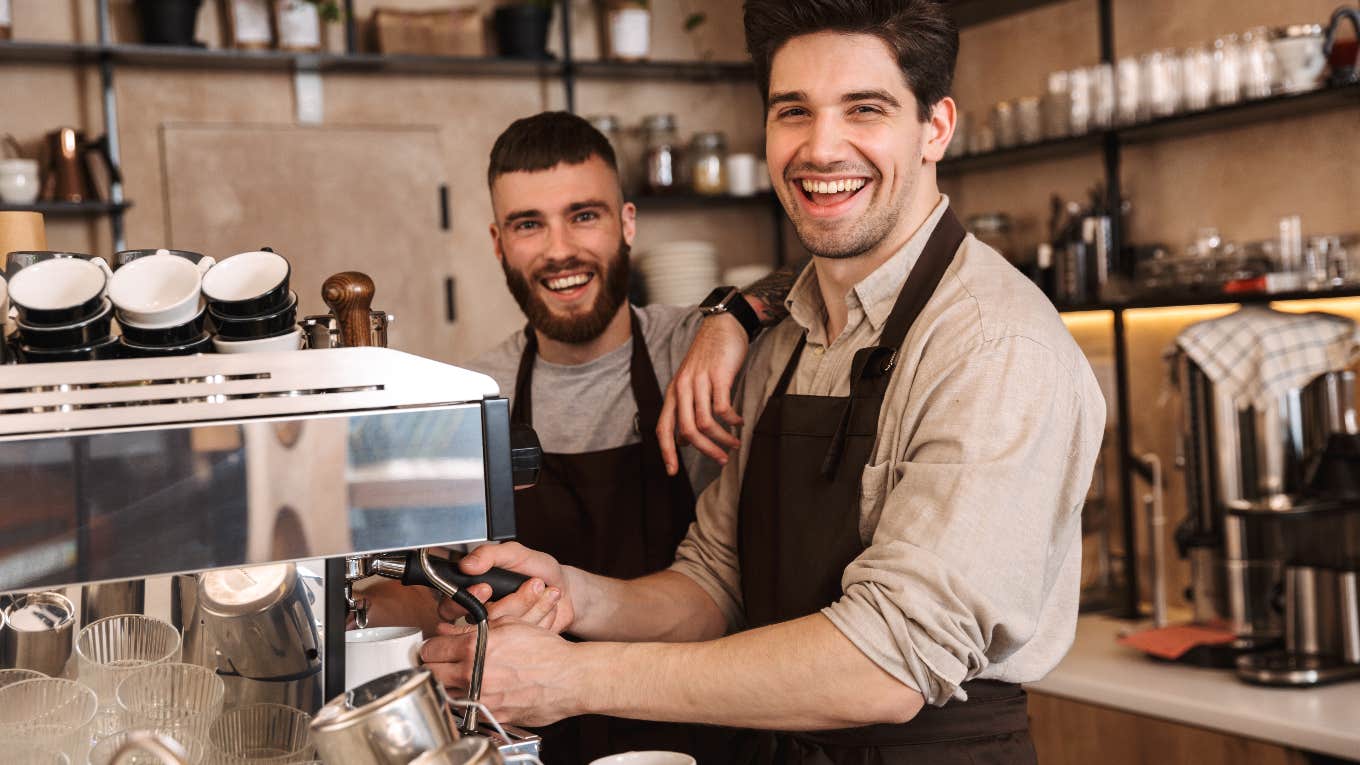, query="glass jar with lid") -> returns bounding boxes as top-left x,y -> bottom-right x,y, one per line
586,114 -> 630,195
689,131 -> 727,195
642,114 -> 681,194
